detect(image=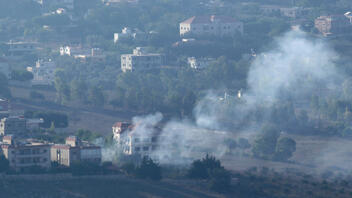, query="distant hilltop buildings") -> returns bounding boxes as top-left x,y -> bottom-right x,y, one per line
36,0 -> 75,10
179,15 -> 243,37
113,27 -> 158,45
27,59 -> 57,86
